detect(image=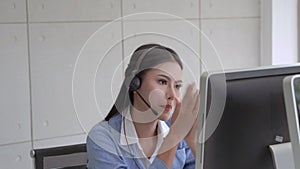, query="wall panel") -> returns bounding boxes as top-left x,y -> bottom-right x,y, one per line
28,0 -> 121,22
201,18 -> 260,71
201,0 -> 260,18
0,24 -> 30,145
123,0 -> 199,20
29,22 -> 122,146
0,142 -> 33,169
0,0 -> 26,23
